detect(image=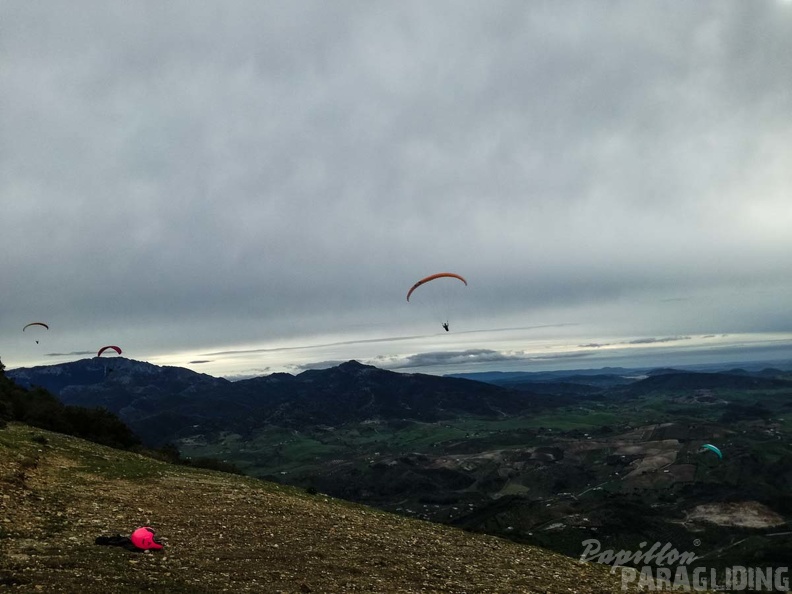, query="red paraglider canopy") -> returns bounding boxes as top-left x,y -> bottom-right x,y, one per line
97,345 -> 122,357
406,272 -> 467,302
